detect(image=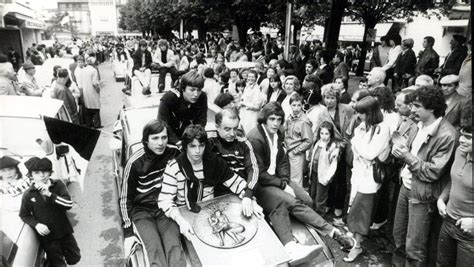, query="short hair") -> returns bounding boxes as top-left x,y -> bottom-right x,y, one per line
321,83 -> 341,100
179,70 -> 204,91
214,93 -> 234,108
215,107 -> 240,125
181,124 -> 207,150
283,75 -> 301,92
53,65 -> 62,78
354,96 -> 384,126
57,68 -> 69,79
235,79 -> 246,89
334,51 -> 344,61
229,69 -> 239,76
86,56 -> 96,65
320,50 -> 332,64
219,71 -> 230,83
411,86 -> 447,118
424,36 -> 435,46
402,38 -> 414,49
289,92 -> 304,104
370,67 -> 386,83
257,102 -> 285,124
203,67 -> 215,78
452,35 -> 467,45
415,75 -> 434,87
306,59 -> 318,69
276,59 -> 287,70
247,69 -> 258,78
157,39 -> 168,48
304,74 -> 323,87
142,119 -> 168,147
